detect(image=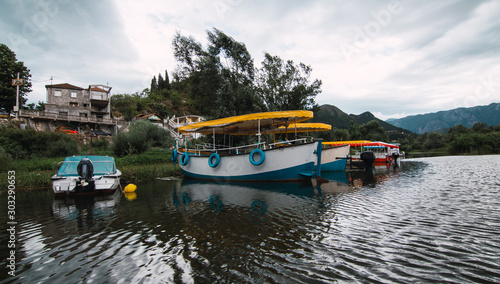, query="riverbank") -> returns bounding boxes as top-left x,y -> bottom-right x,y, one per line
0,149 -> 182,192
